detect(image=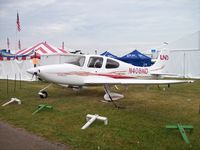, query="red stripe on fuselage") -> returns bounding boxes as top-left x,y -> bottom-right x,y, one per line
55,71 -> 136,79
96,73 -> 134,79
